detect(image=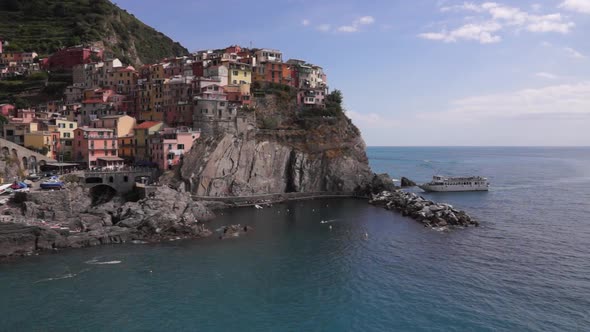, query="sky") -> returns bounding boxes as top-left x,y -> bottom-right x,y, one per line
114,0 -> 590,146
